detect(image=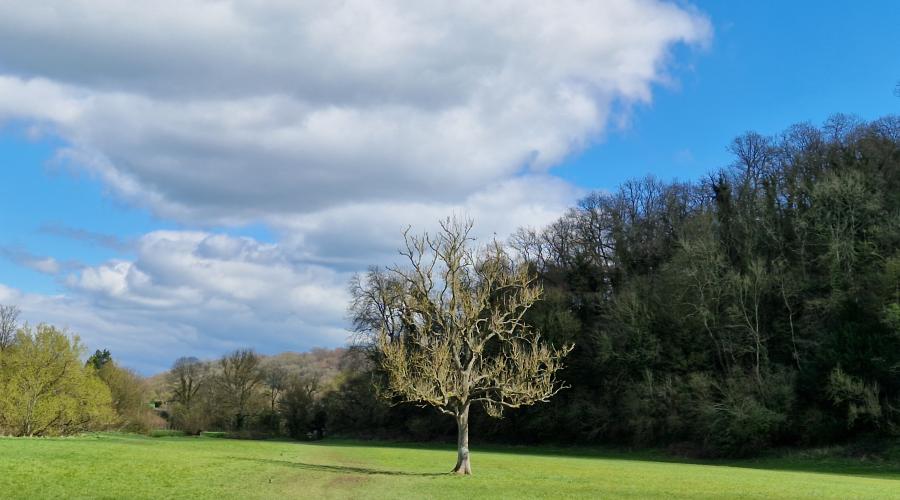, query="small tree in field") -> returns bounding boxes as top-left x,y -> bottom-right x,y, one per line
360,218 -> 572,475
